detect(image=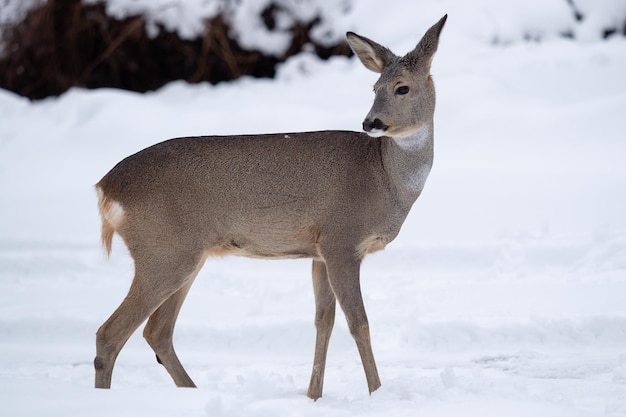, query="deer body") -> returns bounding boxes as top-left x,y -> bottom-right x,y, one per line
94,16 -> 446,400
